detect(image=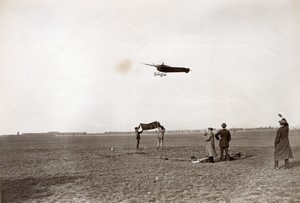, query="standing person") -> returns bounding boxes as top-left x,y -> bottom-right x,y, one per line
274,118 -> 293,169
157,126 -> 165,149
204,127 -> 217,163
215,123 -> 231,162
135,127 -> 143,150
